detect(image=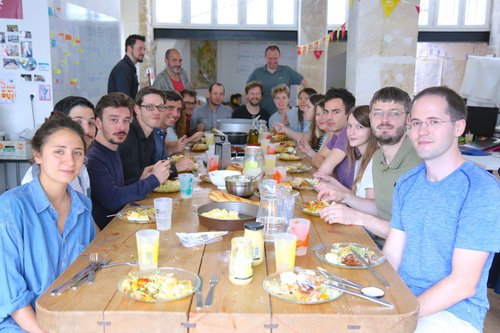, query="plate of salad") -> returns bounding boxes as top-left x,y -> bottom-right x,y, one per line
263,269 -> 342,304
117,267 -> 200,302
315,243 -> 386,269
